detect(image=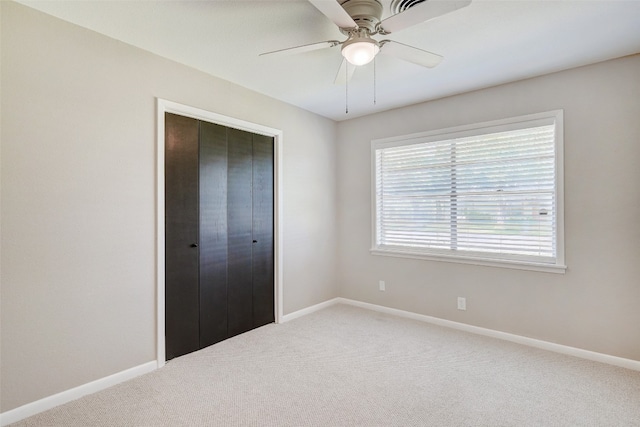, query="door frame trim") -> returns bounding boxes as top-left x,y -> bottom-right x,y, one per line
156,98 -> 284,367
